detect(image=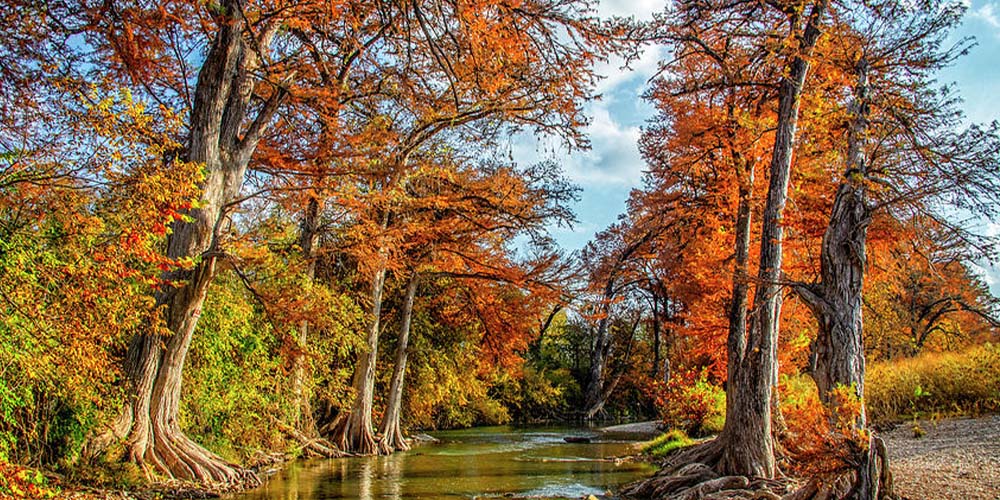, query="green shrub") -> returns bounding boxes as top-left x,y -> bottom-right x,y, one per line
491,365 -> 579,423
406,347 -> 512,429
657,370 -> 725,437
181,275 -> 289,461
